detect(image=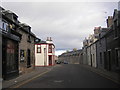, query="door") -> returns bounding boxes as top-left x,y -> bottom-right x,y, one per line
2,38 -> 7,79
90,54 -> 92,67
115,49 -> 120,67
107,51 -> 111,70
3,39 -> 19,80
49,55 -> 52,66
27,49 -> 31,68
104,52 -> 107,69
